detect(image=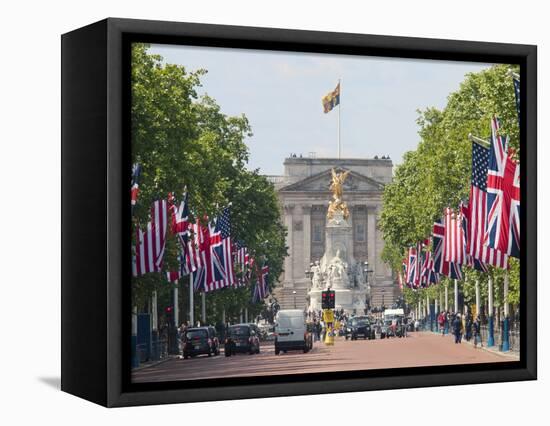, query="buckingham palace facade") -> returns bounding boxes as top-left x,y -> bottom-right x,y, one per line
268,156 -> 399,310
